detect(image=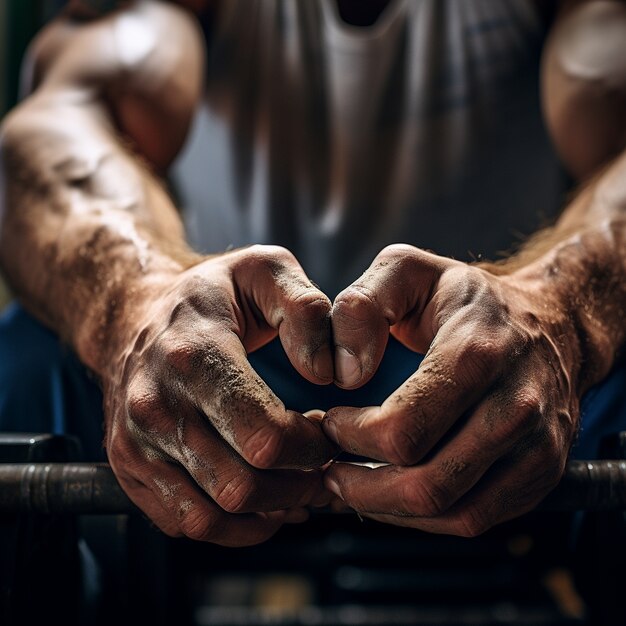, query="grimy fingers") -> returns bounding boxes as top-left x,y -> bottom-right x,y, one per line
231,245 -> 334,384
118,461 -> 306,547
331,244 -> 446,389
154,325 -> 337,470
323,319 -> 505,465
323,386 -> 537,516
142,402 -> 329,512
331,448 -> 564,537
